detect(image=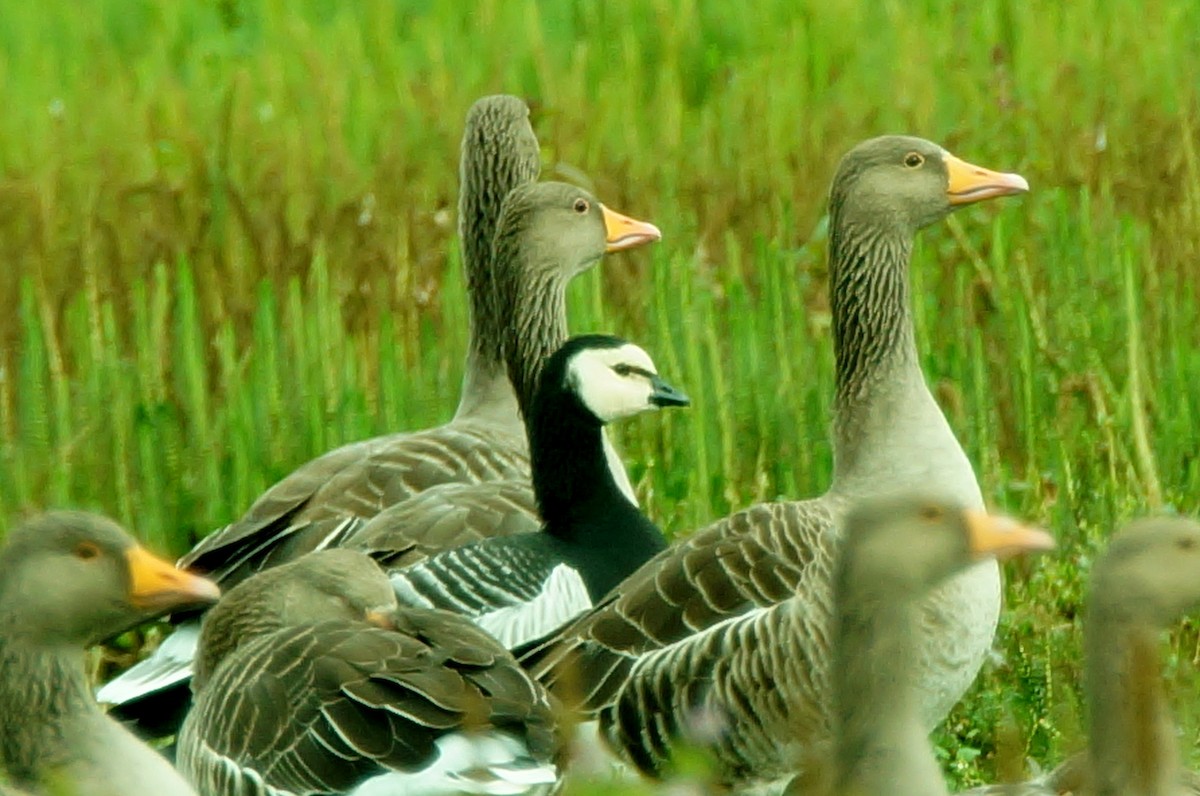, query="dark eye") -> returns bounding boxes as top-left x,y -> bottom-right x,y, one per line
573,198 -> 590,214
613,363 -> 633,376
1178,537 -> 1197,551
904,152 -> 924,168
74,541 -> 101,560
918,504 -> 944,522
